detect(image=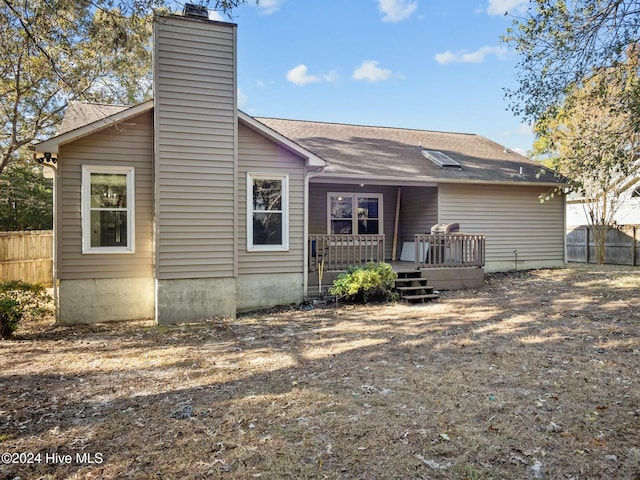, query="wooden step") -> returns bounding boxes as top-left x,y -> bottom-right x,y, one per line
402,293 -> 440,302
394,271 -> 439,303
395,278 -> 429,286
396,285 -> 435,294
396,271 -> 422,279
